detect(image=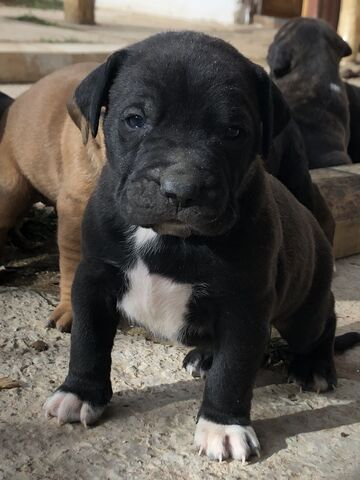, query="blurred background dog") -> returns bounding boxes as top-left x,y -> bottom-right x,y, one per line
267,17 -> 359,167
